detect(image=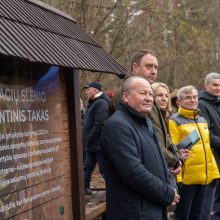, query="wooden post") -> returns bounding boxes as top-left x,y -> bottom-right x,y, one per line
65,69 -> 85,220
